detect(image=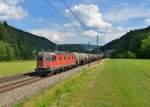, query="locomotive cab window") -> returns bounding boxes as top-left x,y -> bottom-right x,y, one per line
45,56 -> 52,61
38,55 -> 43,61
52,56 -> 56,61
